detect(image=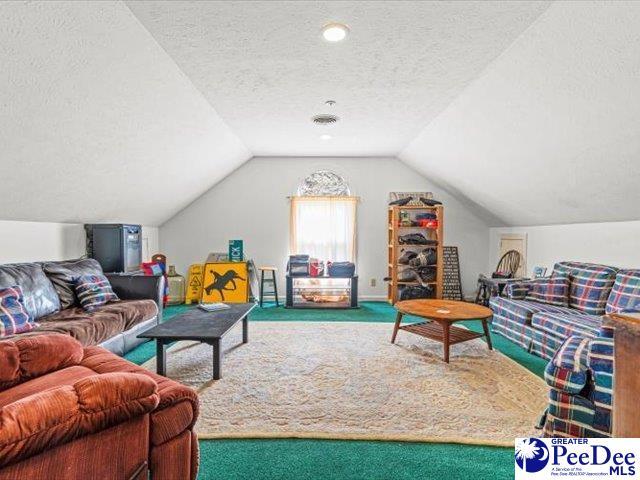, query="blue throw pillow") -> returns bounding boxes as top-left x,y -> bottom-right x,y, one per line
525,274 -> 570,307
74,274 -> 119,312
0,286 -> 36,337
